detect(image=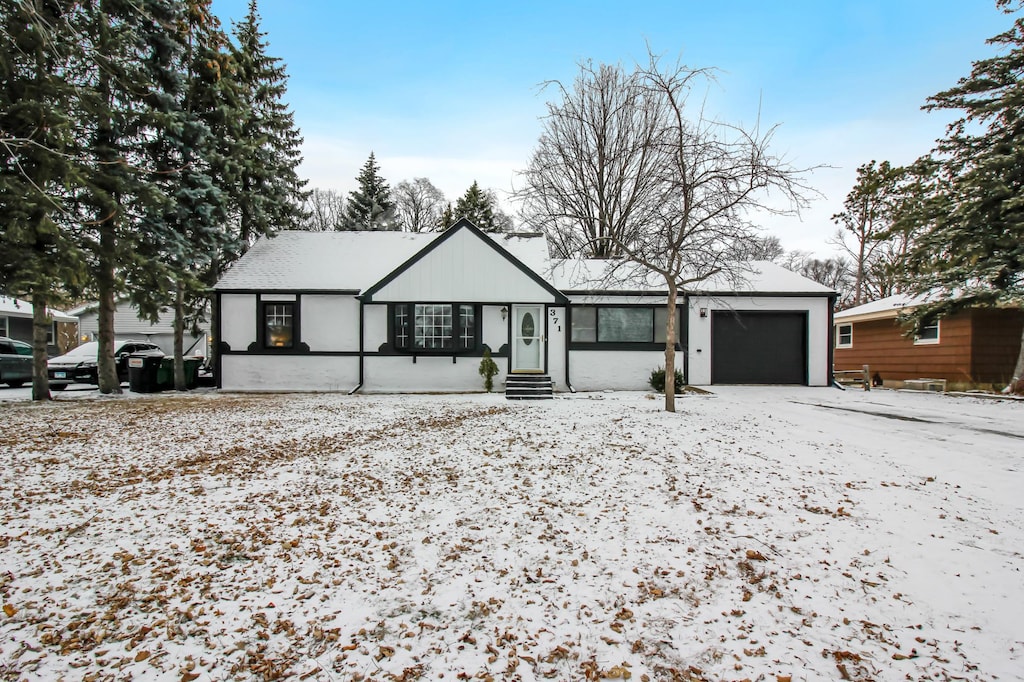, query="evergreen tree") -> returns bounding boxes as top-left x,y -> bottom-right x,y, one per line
75,0 -> 191,394
342,152 -> 399,230
902,5 -> 1024,392
831,161 -> 900,305
133,0 -> 237,390
229,0 -> 309,252
0,0 -> 87,400
452,181 -> 507,232
438,202 -> 455,230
